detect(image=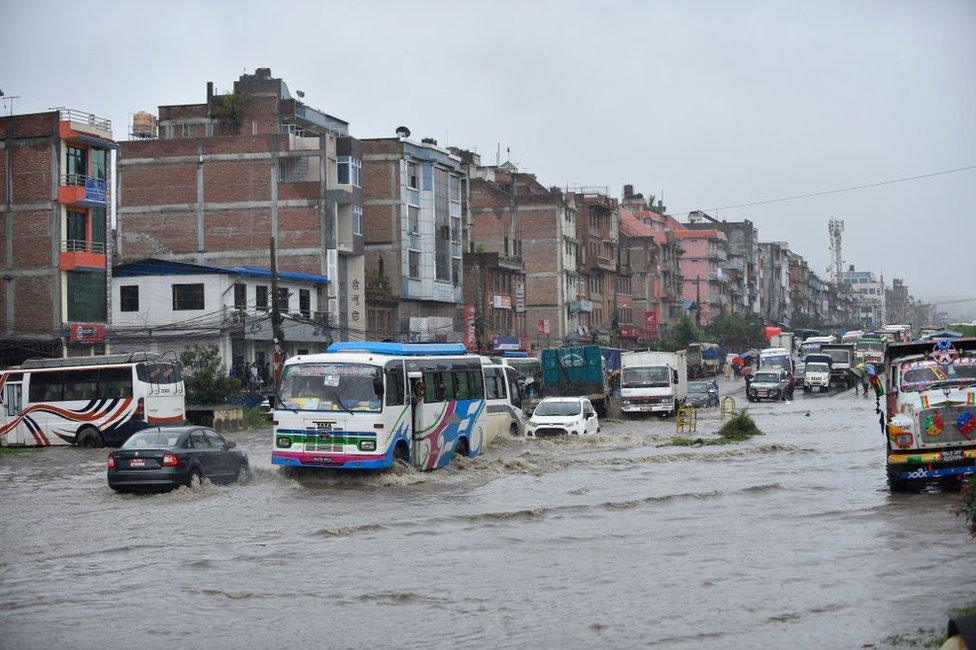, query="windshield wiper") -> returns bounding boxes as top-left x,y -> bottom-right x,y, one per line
328,386 -> 356,416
